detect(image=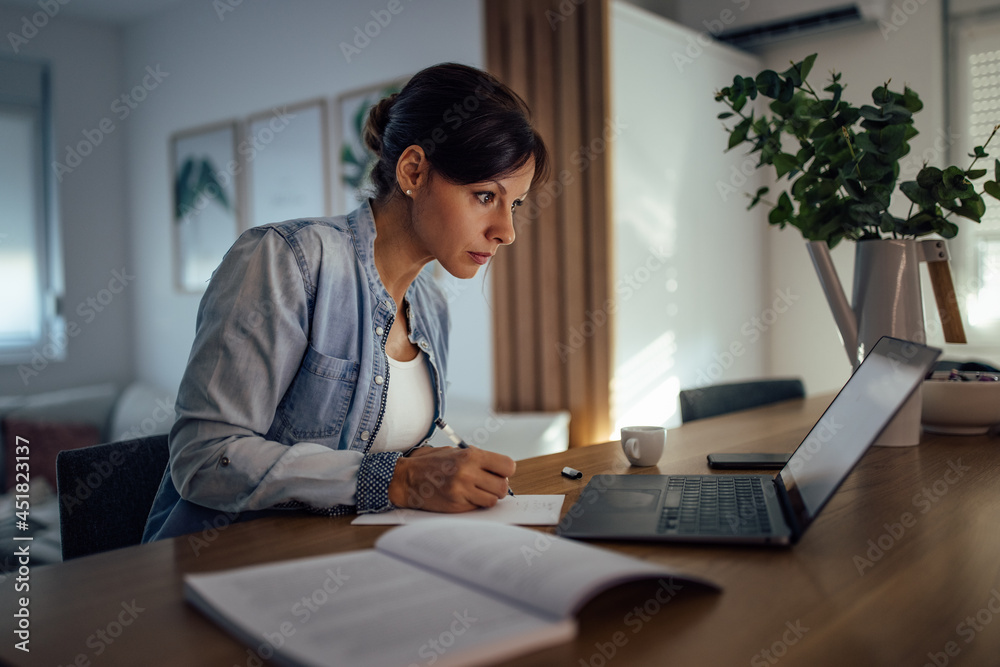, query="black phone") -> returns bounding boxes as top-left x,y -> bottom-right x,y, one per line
706,452 -> 791,470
